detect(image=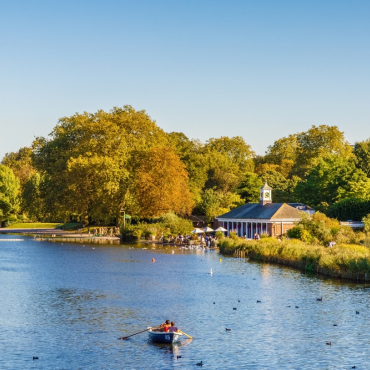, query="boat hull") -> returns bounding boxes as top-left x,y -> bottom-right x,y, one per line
148,329 -> 182,343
